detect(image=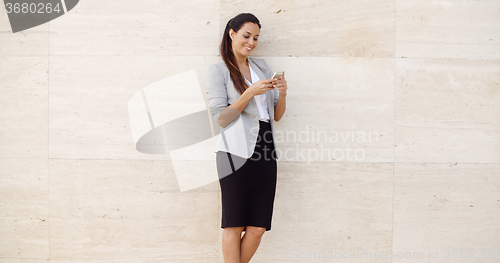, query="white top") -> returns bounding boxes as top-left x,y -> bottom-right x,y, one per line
243,64 -> 270,123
